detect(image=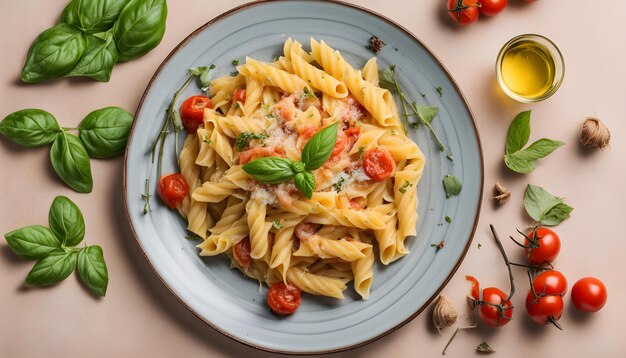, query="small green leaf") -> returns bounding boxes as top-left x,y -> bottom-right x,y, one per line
78,106 -> 133,158
504,138 -> 564,174
442,175 -> 462,198
415,105 -> 439,123
77,245 -> 109,296
505,110 -> 531,155
294,171 -> 315,198
0,109 -> 61,147
242,157 -> 296,184
48,196 -> 85,247
25,251 -> 77,286
445,216 -> 452,223
378,66 -> 396,91
476,341 -> 495,353
523,184 -> 573,226
234,132 -> 269,151
541,203 -> 574,226
50,132 -> 93,193
4,225 -> 61,260
301,122 -> 338,171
